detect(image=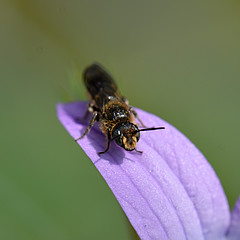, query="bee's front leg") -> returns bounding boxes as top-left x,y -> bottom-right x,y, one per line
98,130 -> 111,155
